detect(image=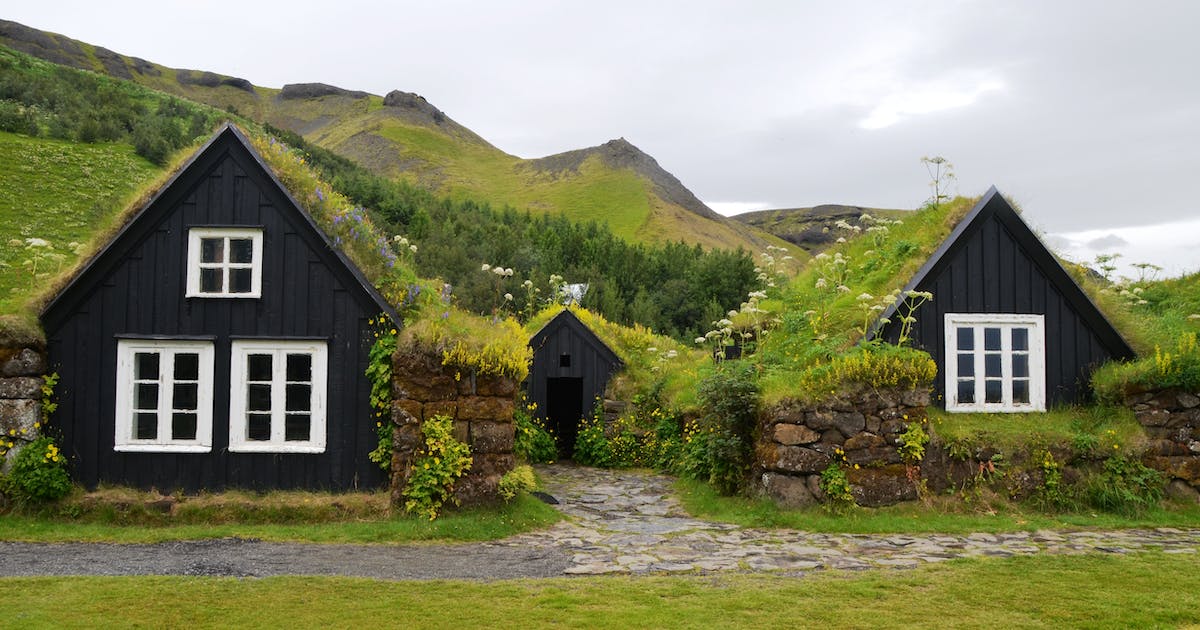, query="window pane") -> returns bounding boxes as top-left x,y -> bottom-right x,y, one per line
248,383 -> 272,411
200,238 -> 223,263
247,354 -> 273,381
956,327 -> 974,351
286,354 -> 311,382
286,384 -> 311,412
957,353 -> 974,377
285,414 -> 311,442
1012,328 -> 1029,351
173,383 -> 198,410
135,413 -> 158,440
957,380 -> 975,404
229,239 -> 254,264
200,268 -> 222,293
135,383 -> 159,410
172,413 -> 197,440
247,414 -> 271,441
135,352 -> 159,380
174,353 -> 199,381
984,328 -> 1001,351
1013,354 -> 1029,378
1013,379 -> 1030,404
229,269 -> 252,293
985,379 -> 1002,403
985,354 -> 1002,377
